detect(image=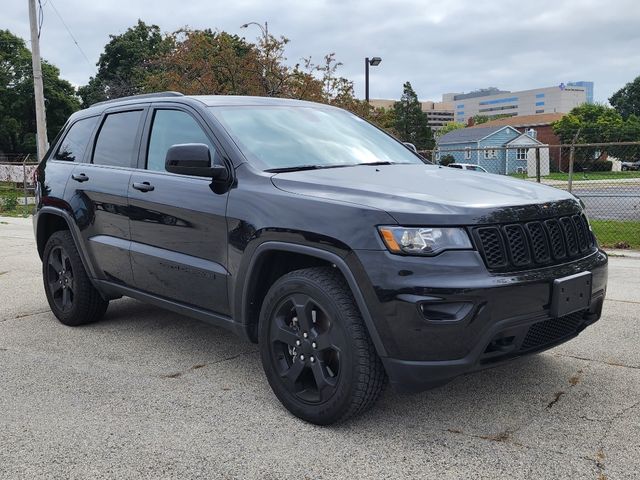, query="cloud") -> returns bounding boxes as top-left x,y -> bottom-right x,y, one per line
5,0 -> 640,103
